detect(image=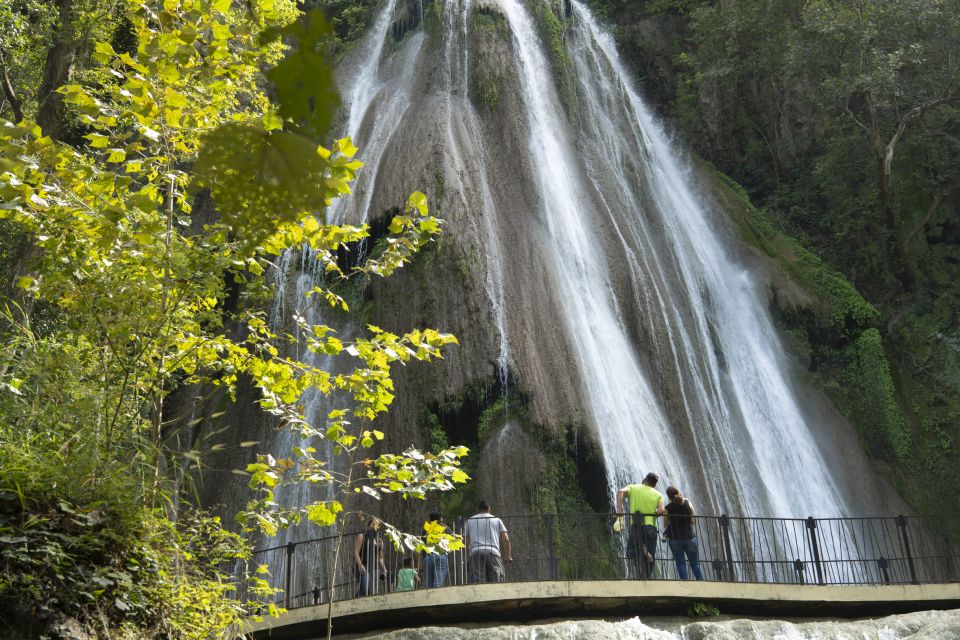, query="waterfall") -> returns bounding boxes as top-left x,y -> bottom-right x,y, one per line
487,0 -> 850,519
277,0 -> 874,536
561,2 -> 849,518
